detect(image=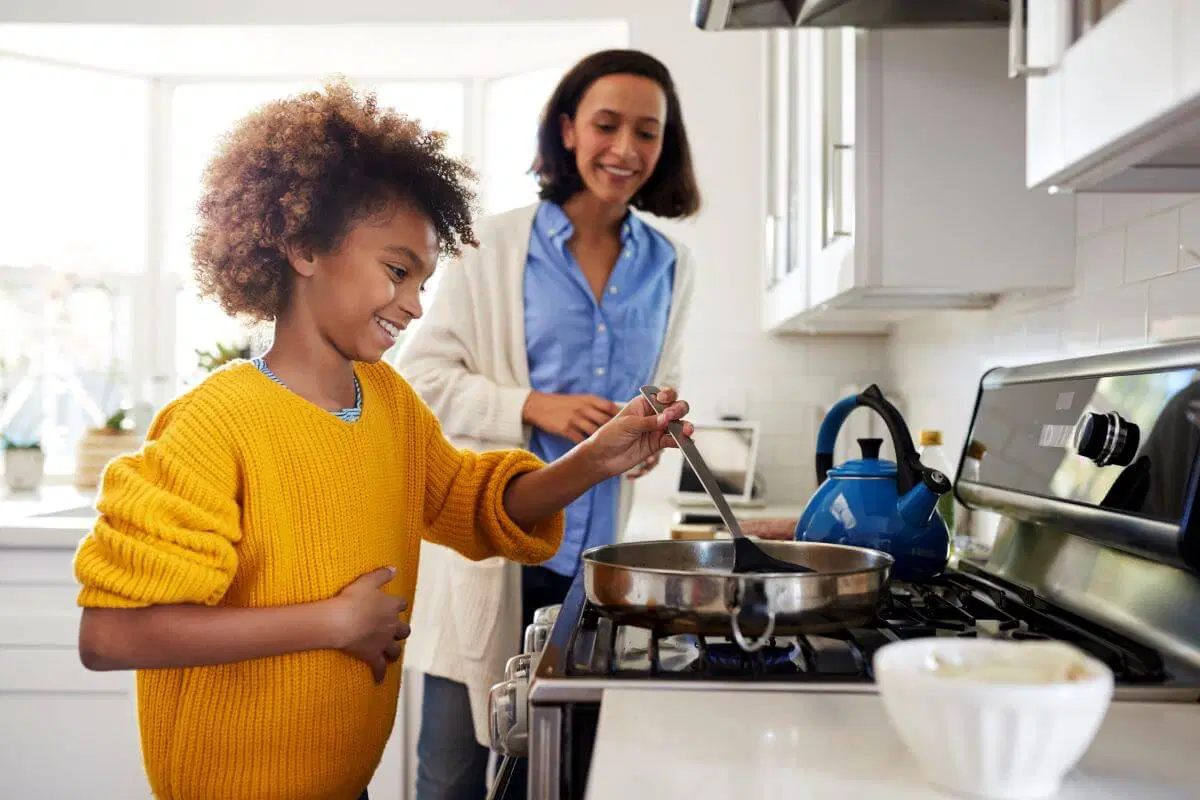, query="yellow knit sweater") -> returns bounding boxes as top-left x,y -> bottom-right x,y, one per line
73,361 -> 563,800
